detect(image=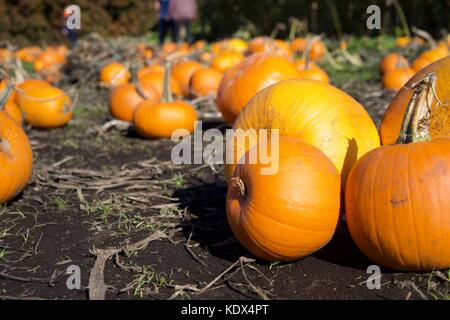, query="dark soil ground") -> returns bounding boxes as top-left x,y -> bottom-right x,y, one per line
1,40 -> 450,300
